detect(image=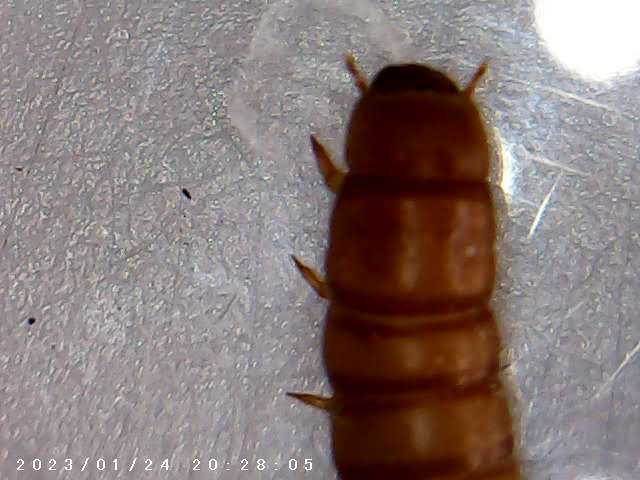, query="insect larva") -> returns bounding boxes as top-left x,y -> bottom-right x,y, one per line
289,55 -> 520,479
